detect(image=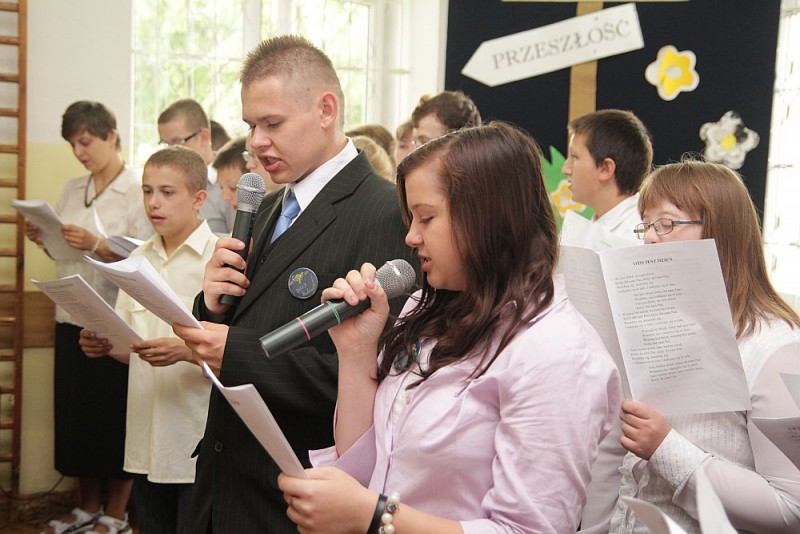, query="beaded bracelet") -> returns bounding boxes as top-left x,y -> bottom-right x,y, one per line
378,492 -> 400,534
368,494 -> 388,534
